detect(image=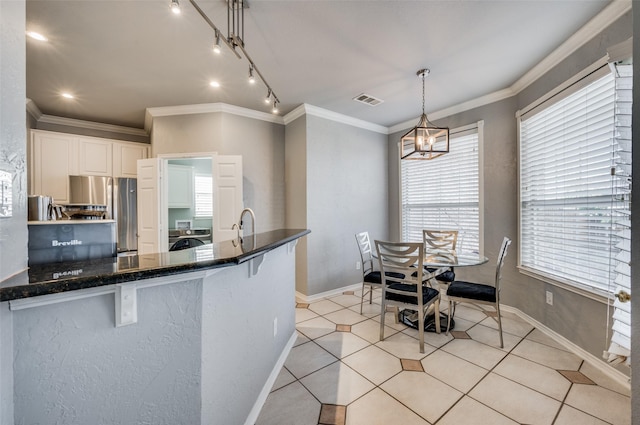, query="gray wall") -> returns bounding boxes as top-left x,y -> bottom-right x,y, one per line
304,115 -> 389,296
388,12 -> 632,367
1,3 -> 25,421
152,112 -> 285,233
